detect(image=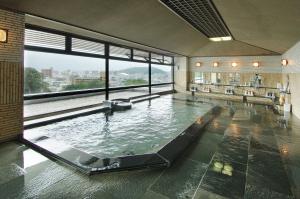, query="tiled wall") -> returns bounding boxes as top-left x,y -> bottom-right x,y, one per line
0,9 -> 24,142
